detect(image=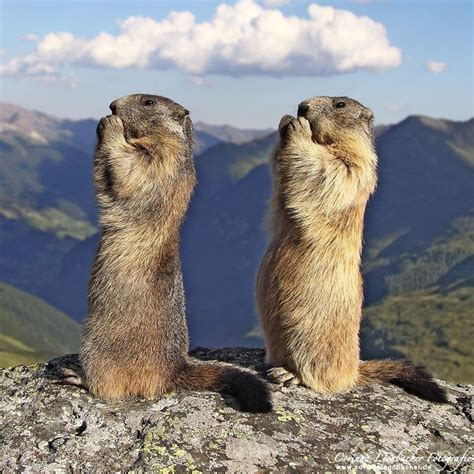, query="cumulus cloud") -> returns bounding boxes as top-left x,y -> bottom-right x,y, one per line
21,33 -> 39,42
385,102 -> 407,113
187,76 -> 213,87
425,61 -> 447,75
0,0 -> 401,80
262,0 -> 290,7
